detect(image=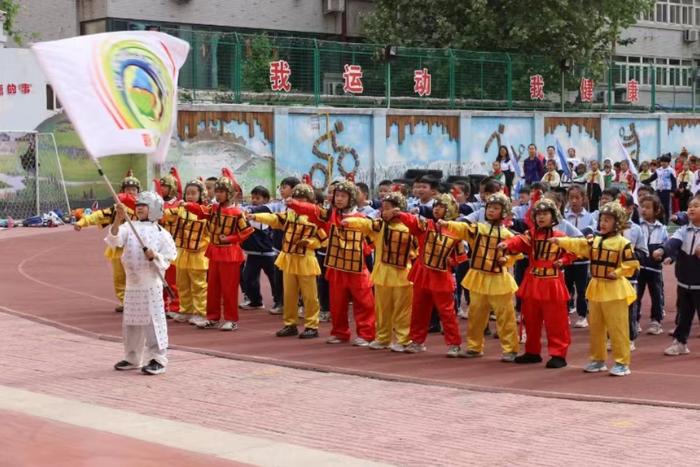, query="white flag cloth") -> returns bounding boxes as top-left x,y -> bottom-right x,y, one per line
32,32 -> 189,163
